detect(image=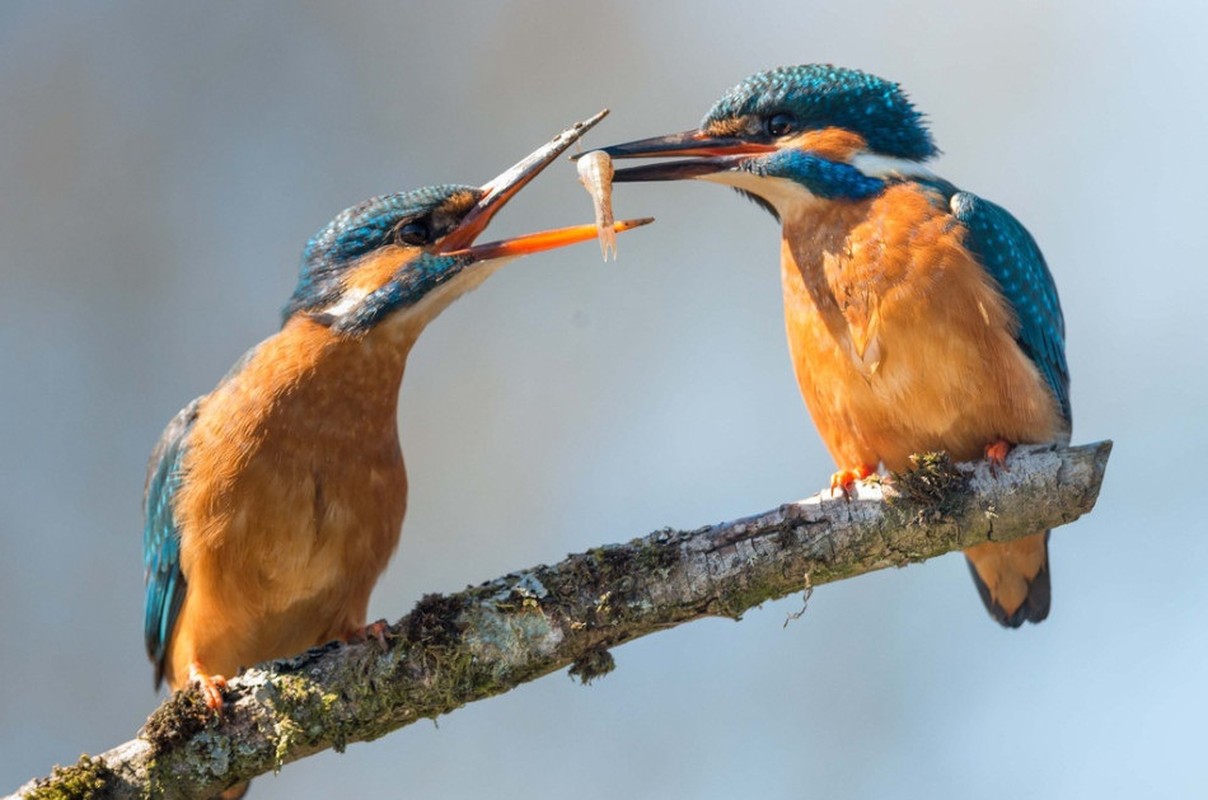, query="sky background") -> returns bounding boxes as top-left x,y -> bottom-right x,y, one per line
2,2 -> 1205,798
